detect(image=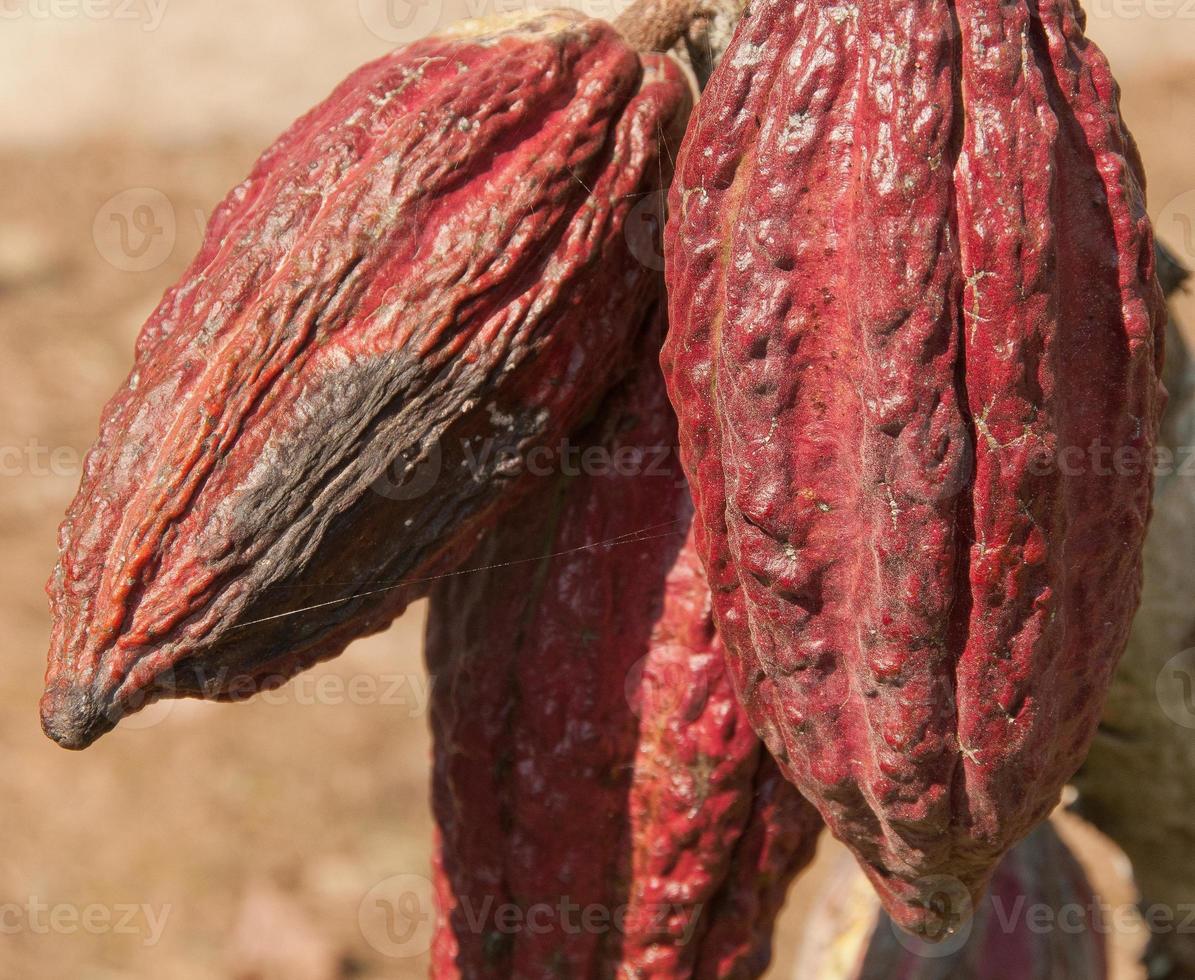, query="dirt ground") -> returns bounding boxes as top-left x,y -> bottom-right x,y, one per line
1,3 -> 1192,978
